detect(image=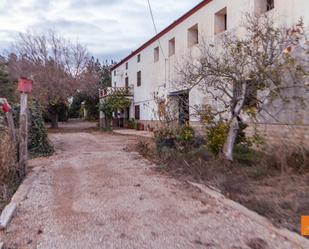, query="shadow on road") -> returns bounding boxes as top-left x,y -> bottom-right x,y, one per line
47,119 -> 99,133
